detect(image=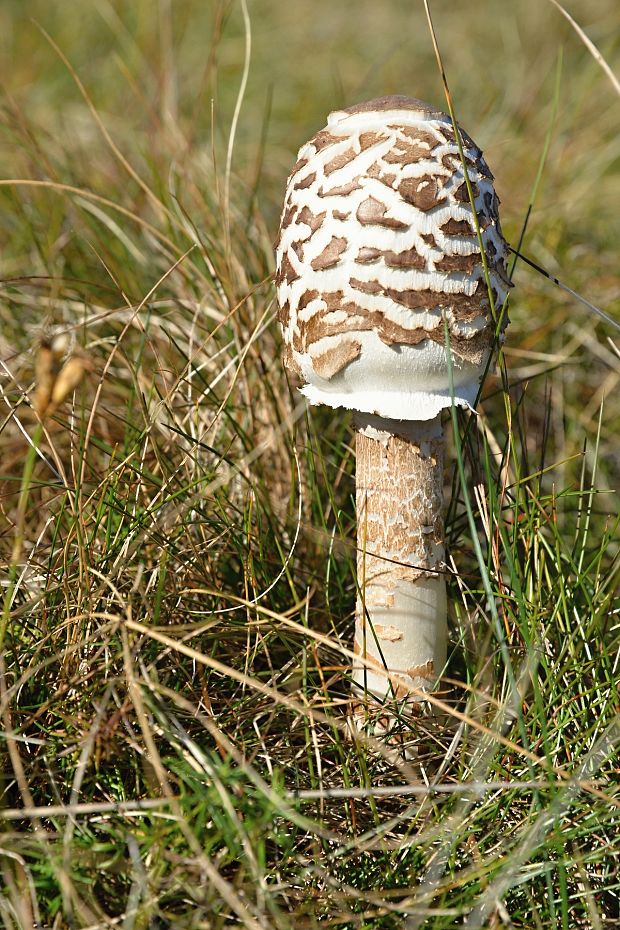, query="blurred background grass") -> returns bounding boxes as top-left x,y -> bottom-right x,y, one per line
0,1 -> 619,928
1,0 -> 618,480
